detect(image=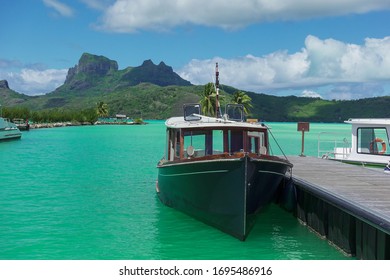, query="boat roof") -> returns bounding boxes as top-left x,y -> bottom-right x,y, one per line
345,118 -> 390,125
165,115 -> 268,130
